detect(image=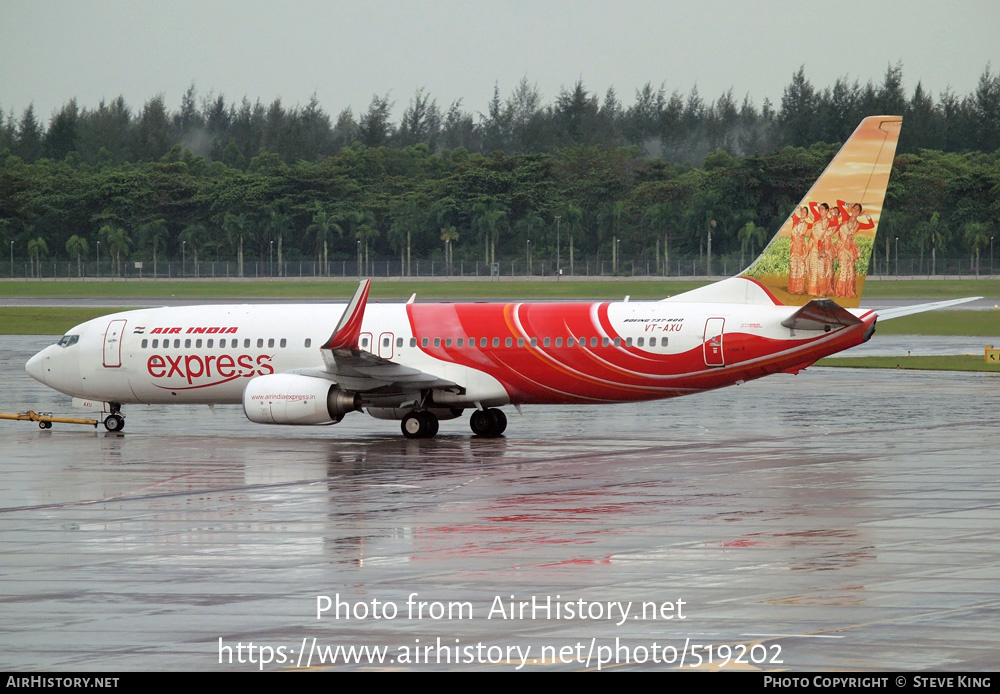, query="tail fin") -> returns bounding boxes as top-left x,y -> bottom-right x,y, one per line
740,116 -> 902,307
667,116 -> 901,308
